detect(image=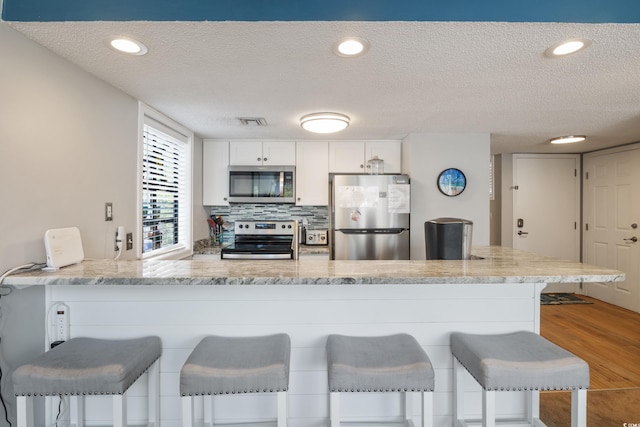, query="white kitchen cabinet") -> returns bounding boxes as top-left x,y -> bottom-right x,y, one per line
202,140 -> 229,205
296,141 -> 329,205
329,141 -> 365,173
229,140 -> 296,166
329,140 -> 401,173
366,141 -> 402,174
